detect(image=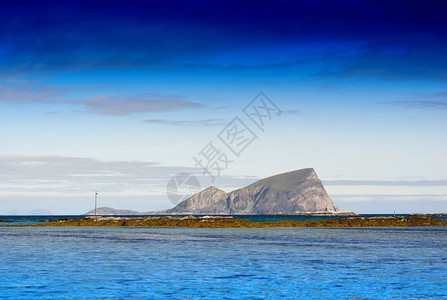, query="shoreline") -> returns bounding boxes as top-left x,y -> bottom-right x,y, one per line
7,216 -> 447,228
